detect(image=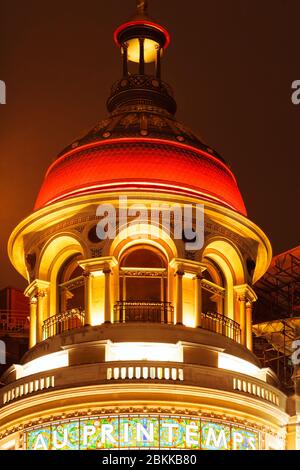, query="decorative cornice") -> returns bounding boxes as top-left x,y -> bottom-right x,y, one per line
24,279 -> 50,298
79,256 -> 118,273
